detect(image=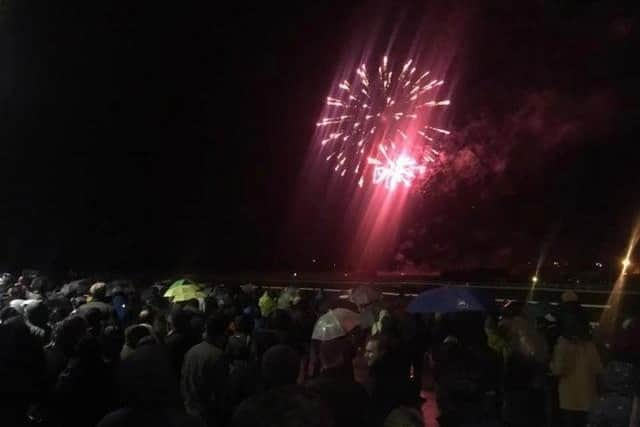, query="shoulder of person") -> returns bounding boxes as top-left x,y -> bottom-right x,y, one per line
96,408 -> 133,427
555,336 -> 571,347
